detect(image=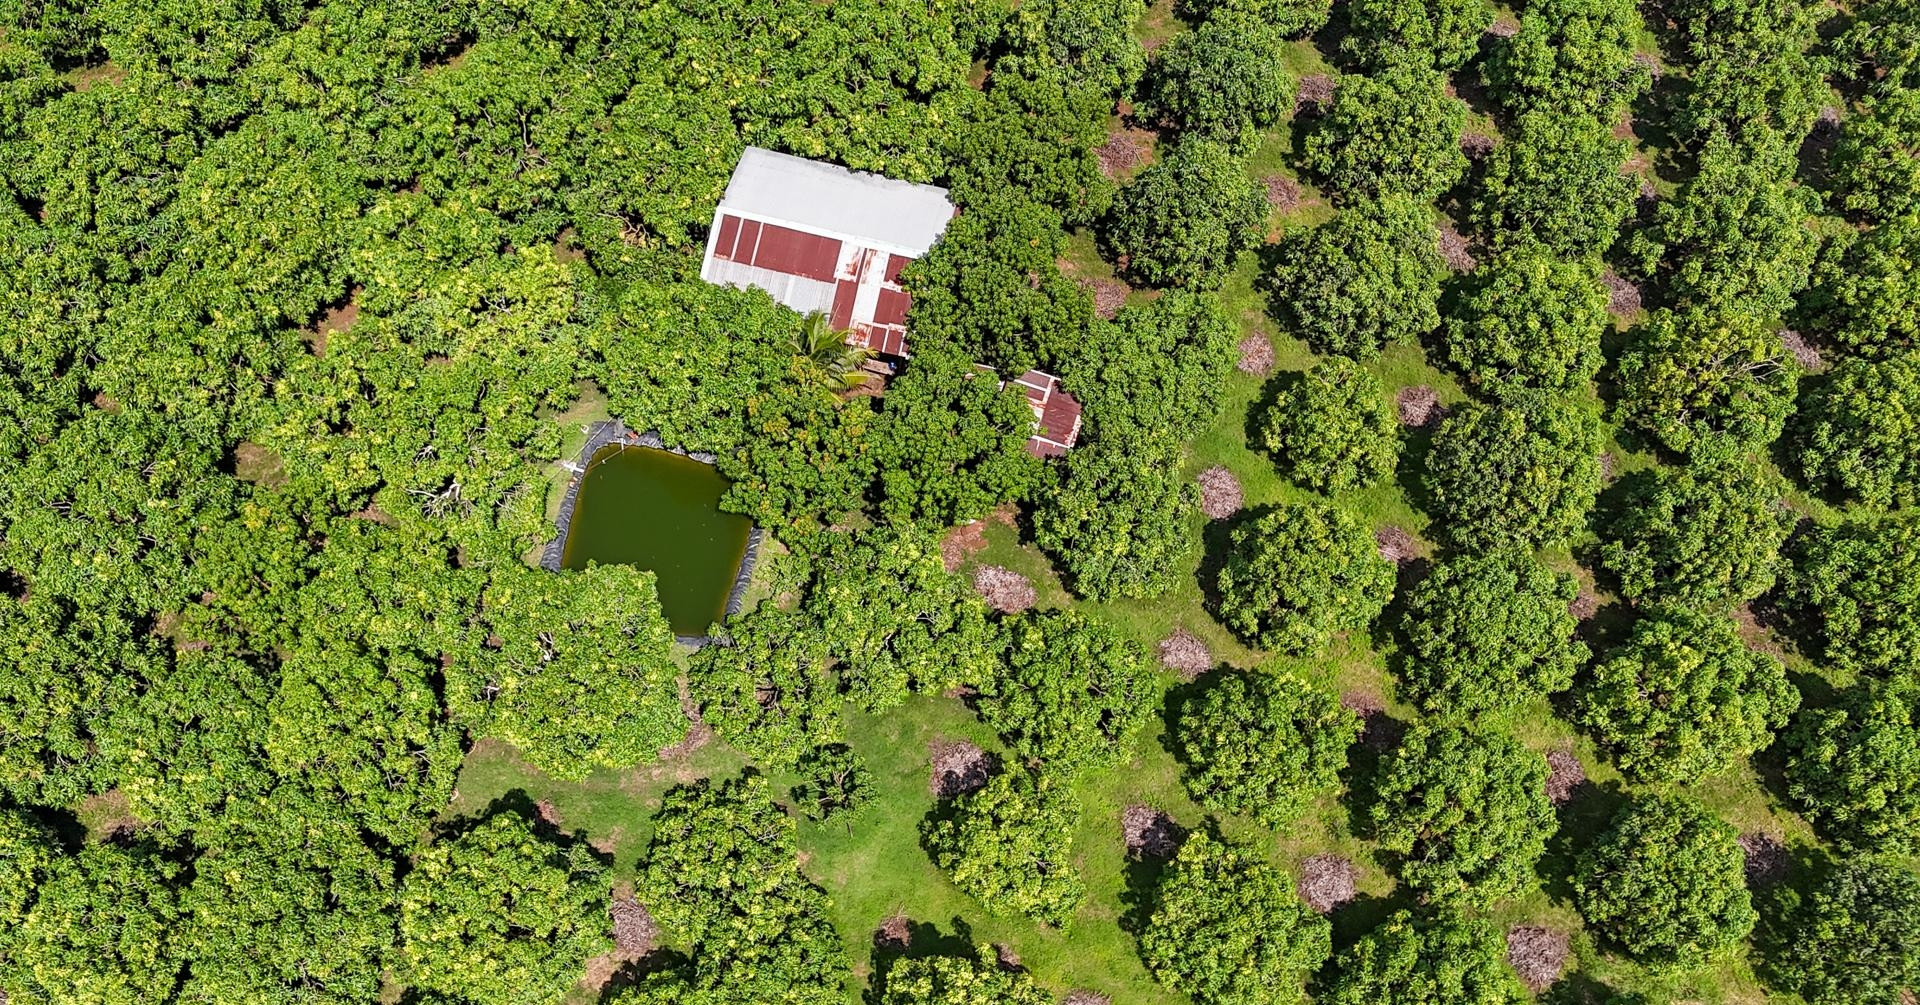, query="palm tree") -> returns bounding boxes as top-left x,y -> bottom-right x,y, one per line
790,311 -> 874,395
